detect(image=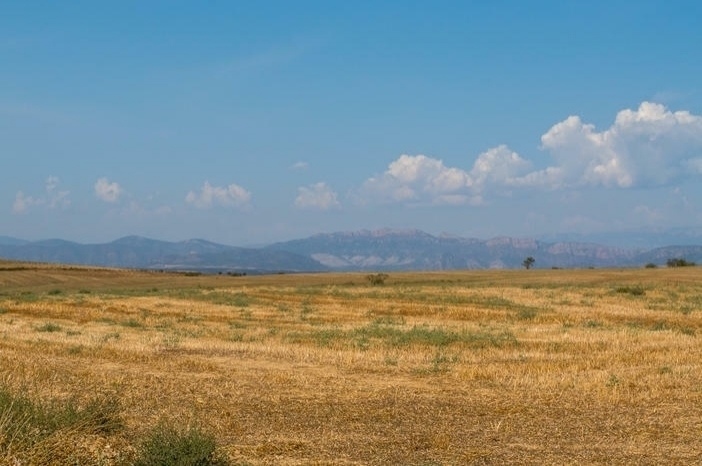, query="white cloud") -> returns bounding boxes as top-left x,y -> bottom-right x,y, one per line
45,176 -> 70,209
470,145 -> 532,189
358,102 -> 702,207
12,192 -> 41,213
537,115 -> 633,187
359,147 -> 530,205
535,101 -> 702,188
94,177 -> 122,203
291,161 -> 309,170
295,182 -> 340,210
360,155 -> 474,205
185,181 -> 251,209
12,176 -> 70,214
